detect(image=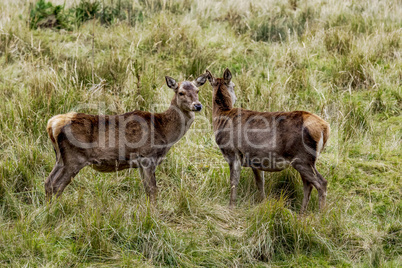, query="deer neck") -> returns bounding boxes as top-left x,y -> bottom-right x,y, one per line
159,98 -> 194,145
213,83 -> 233,116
